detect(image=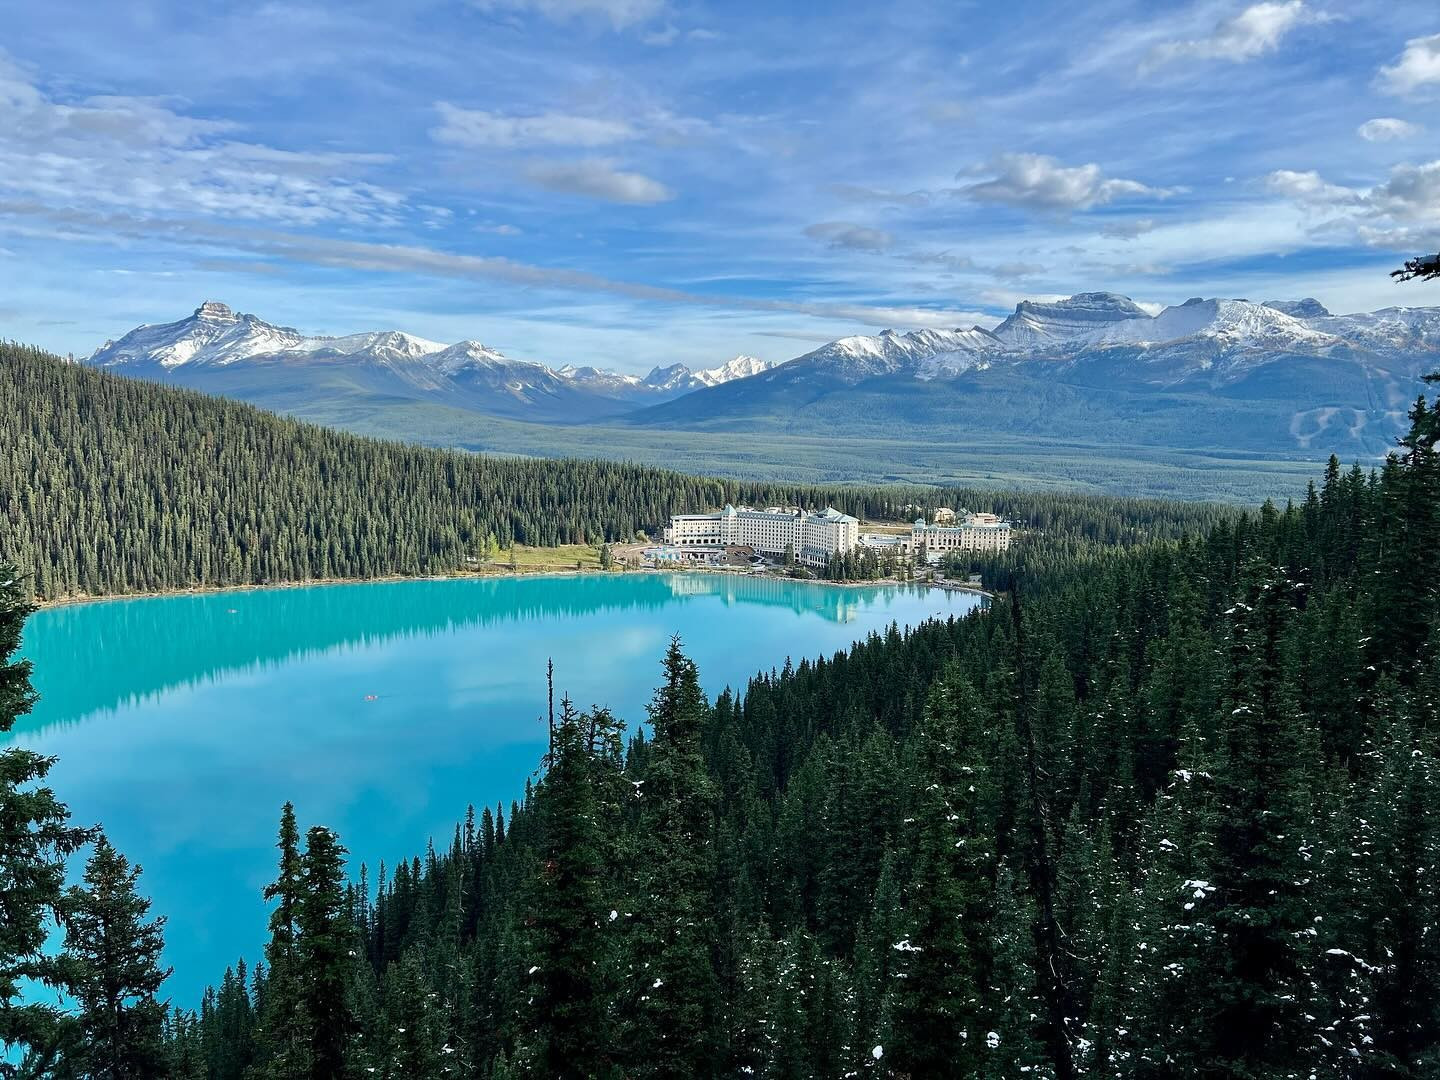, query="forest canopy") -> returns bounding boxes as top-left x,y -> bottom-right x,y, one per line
1,342 -> 1225,600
